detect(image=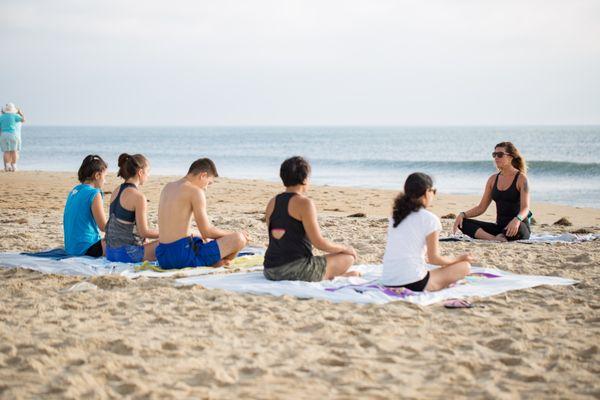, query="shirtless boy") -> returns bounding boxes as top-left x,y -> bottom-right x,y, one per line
155,158 -> 248,269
